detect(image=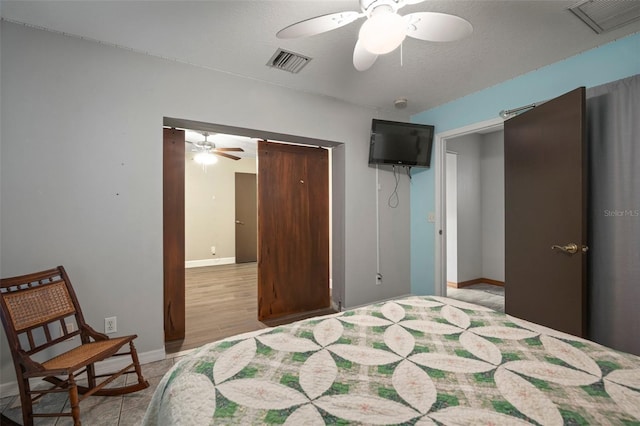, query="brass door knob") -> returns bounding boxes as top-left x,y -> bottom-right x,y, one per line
551,243 -> 579,254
